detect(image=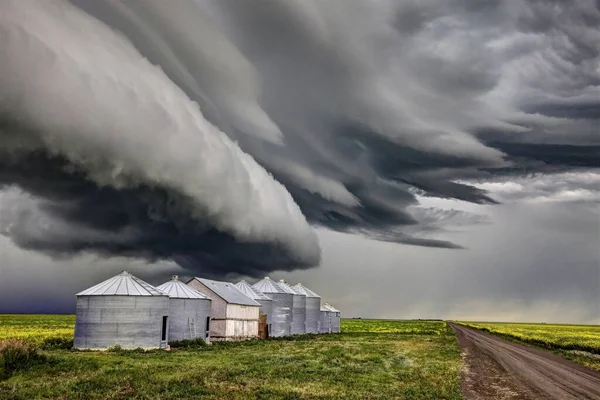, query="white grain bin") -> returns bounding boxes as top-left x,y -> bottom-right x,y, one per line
235,280 -> 273,334
277,280 -> 306,335
187,278 -> 260,341
292,283 -> 321,334
319,305 -> 332,334
325,303 -> 341,333
252,277 -> 293,337
74,271 -> 169,350
156,275 -> 212,343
